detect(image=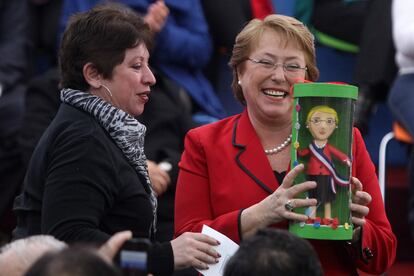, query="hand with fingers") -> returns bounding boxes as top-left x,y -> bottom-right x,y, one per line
242,164 -> 318,238
263,163 -> 318,224
350,176 -> 372,241
170,232 -> 221,271
147,160 -> 171,196
144,0 -> 169,34
98,230 -> 133,263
